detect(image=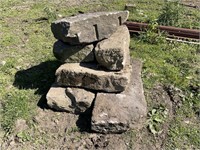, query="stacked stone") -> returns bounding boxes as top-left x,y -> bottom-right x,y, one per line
47,11 -> 147,133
